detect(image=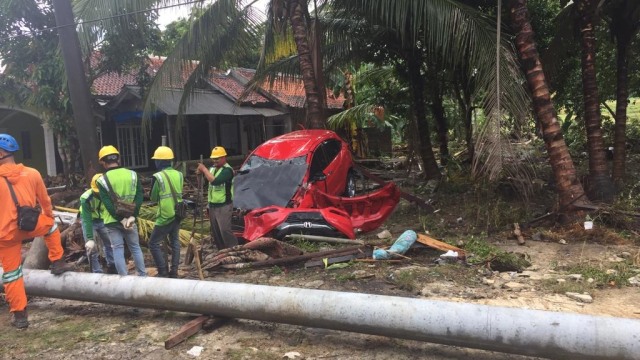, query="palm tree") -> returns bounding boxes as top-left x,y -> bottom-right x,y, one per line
606,0 -> 640,186
574,0 -> 615,202
509,0 -> 589,211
